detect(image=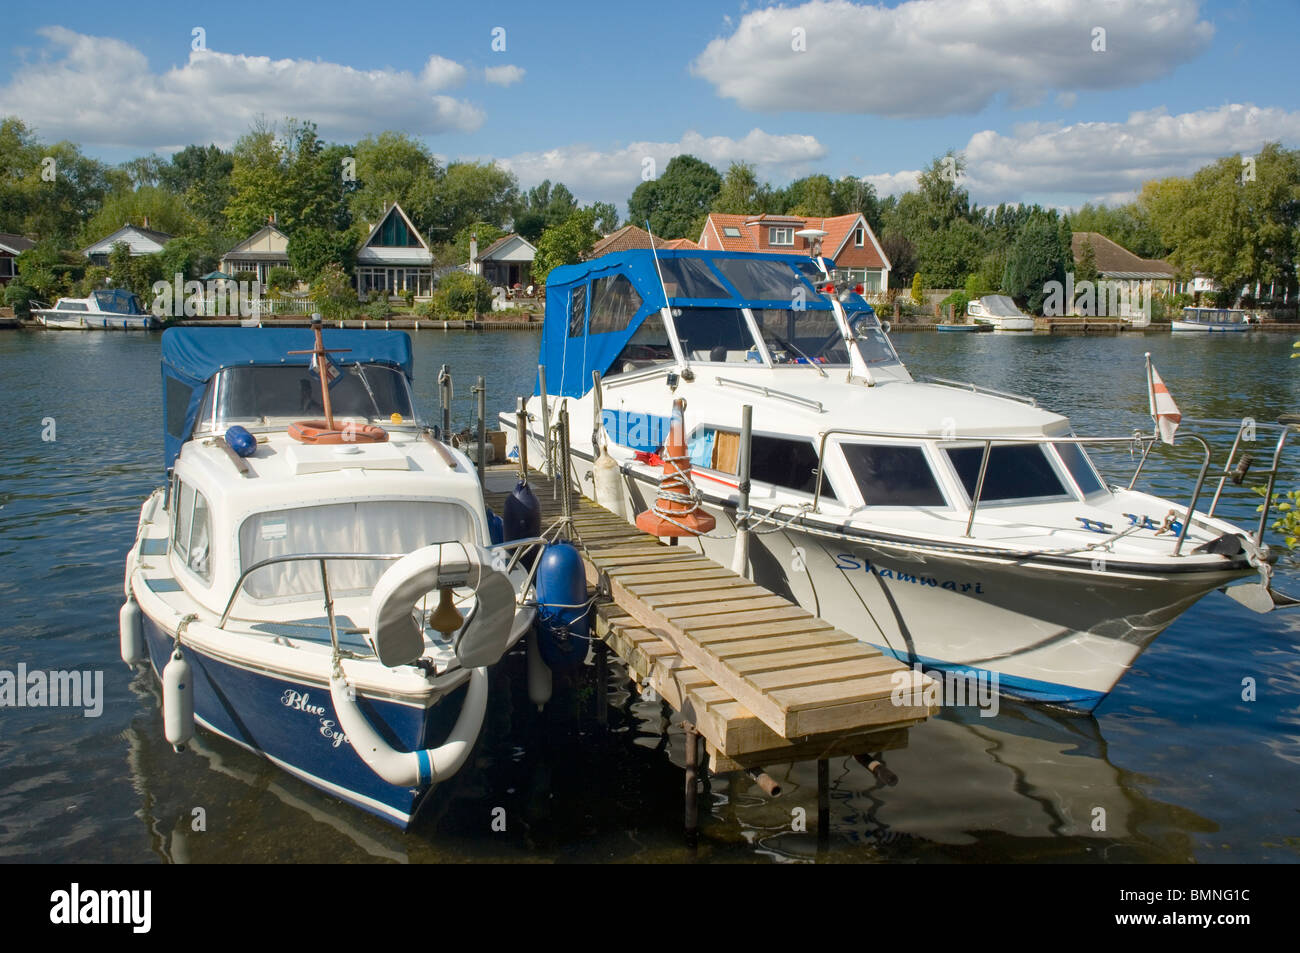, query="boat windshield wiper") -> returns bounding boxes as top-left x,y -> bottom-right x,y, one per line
770,334 -> 828,377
